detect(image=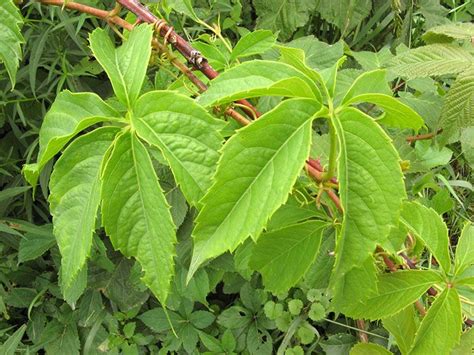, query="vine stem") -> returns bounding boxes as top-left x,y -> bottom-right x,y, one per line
36,0 -> 251,126
114,0 -> 260,118
323,116 -> 337,182
406,129 -> 443,143
36,0 -> 329,186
